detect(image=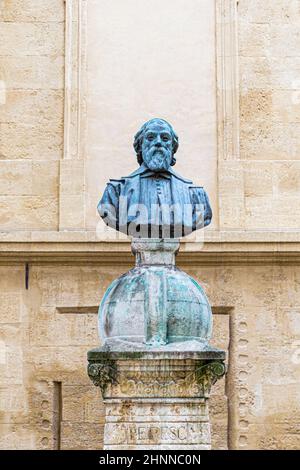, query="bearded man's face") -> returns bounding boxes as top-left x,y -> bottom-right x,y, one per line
141,121 -> 173,172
